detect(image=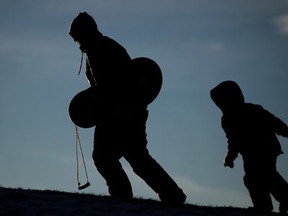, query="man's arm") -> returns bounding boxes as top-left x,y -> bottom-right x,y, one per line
85,58 -> 96,86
